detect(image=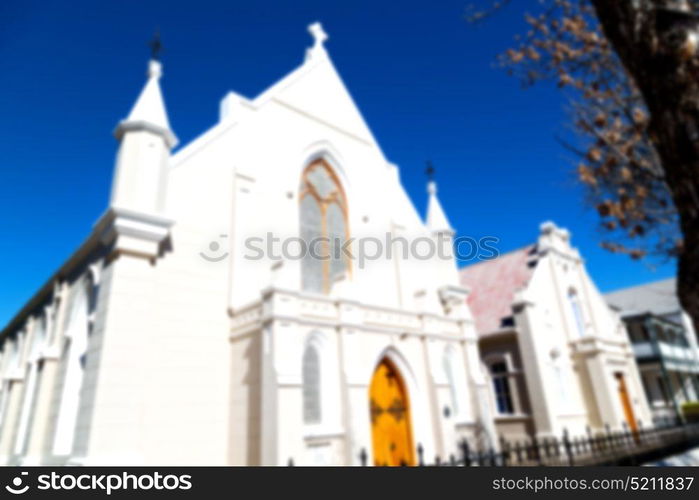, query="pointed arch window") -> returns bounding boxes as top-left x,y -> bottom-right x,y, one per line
0,337 -> 21,429
14,316 -> 47,455
443,347 -> 469,419
53,277 -> 91,456
302,345 -> 321,424
299,160 -> 349,294
568,289 -> 585,338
